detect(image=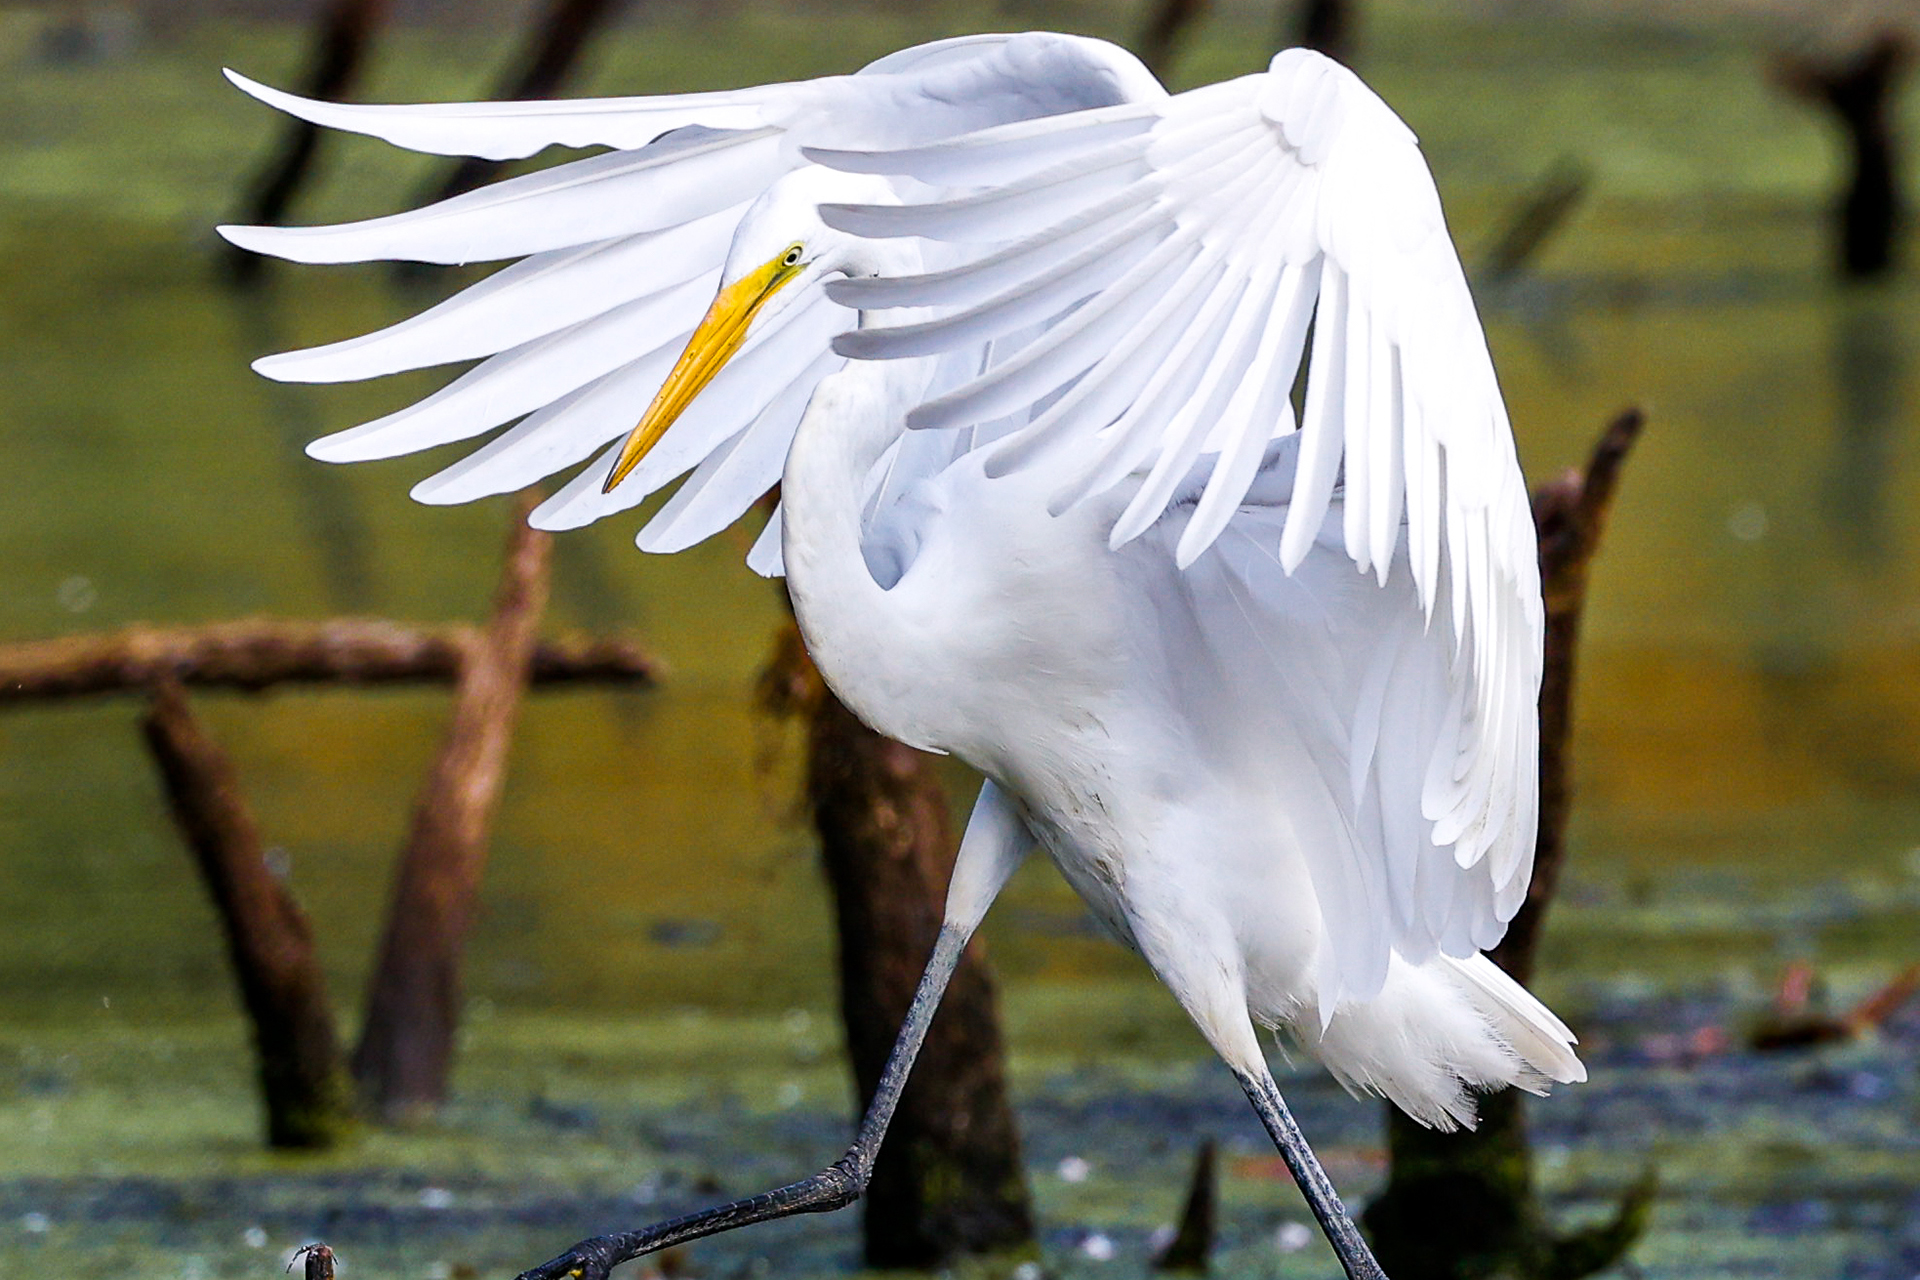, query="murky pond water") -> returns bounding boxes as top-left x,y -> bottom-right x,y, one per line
2,4 -> 1918,1278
